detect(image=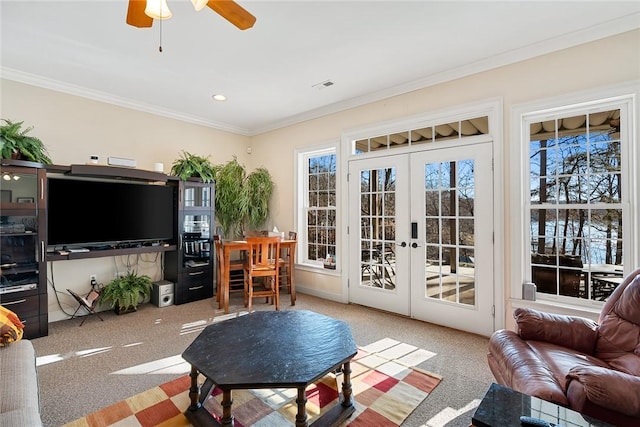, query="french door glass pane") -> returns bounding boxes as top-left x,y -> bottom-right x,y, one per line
359,167 -> 397,290
423,160 -> 476,306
